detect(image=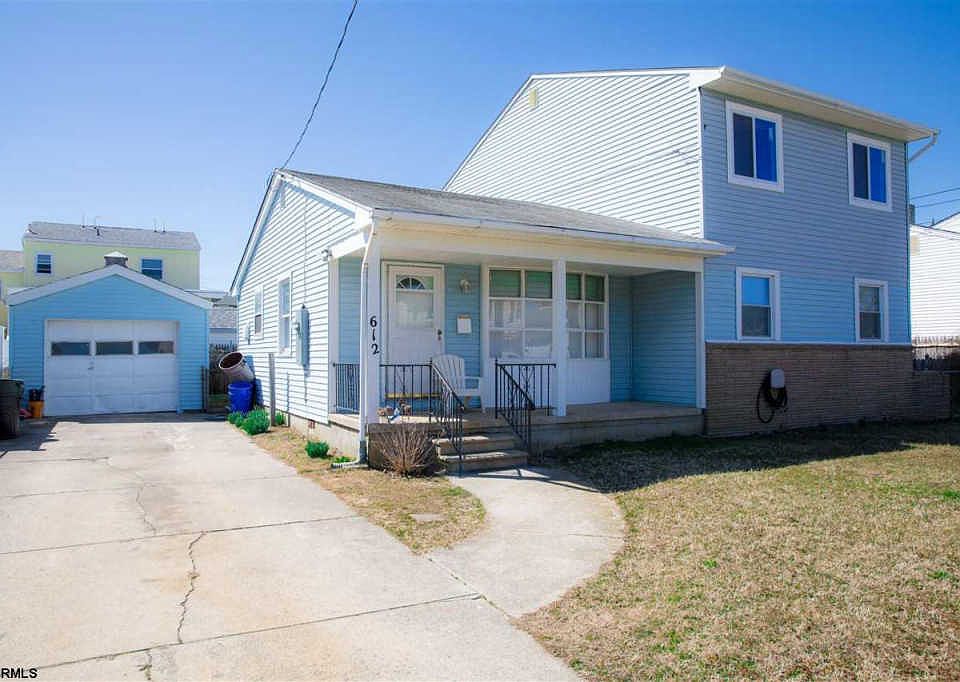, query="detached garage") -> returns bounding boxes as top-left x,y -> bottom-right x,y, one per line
8,262 -> 210,416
